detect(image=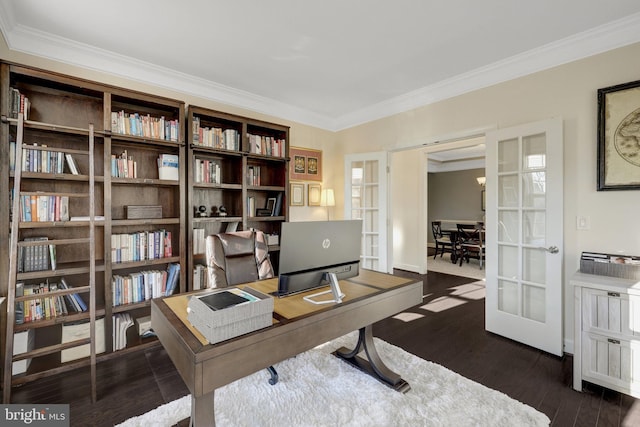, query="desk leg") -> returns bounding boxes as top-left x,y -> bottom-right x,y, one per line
191,392 -> 215,427
333,326 -> 411,393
